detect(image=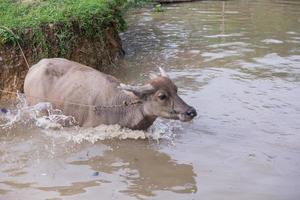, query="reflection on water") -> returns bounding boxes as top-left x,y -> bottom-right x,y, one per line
38,180 -> 101,196
69,142 -> 196,198
1,0 -> 300,199
0,139 -> 196,199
